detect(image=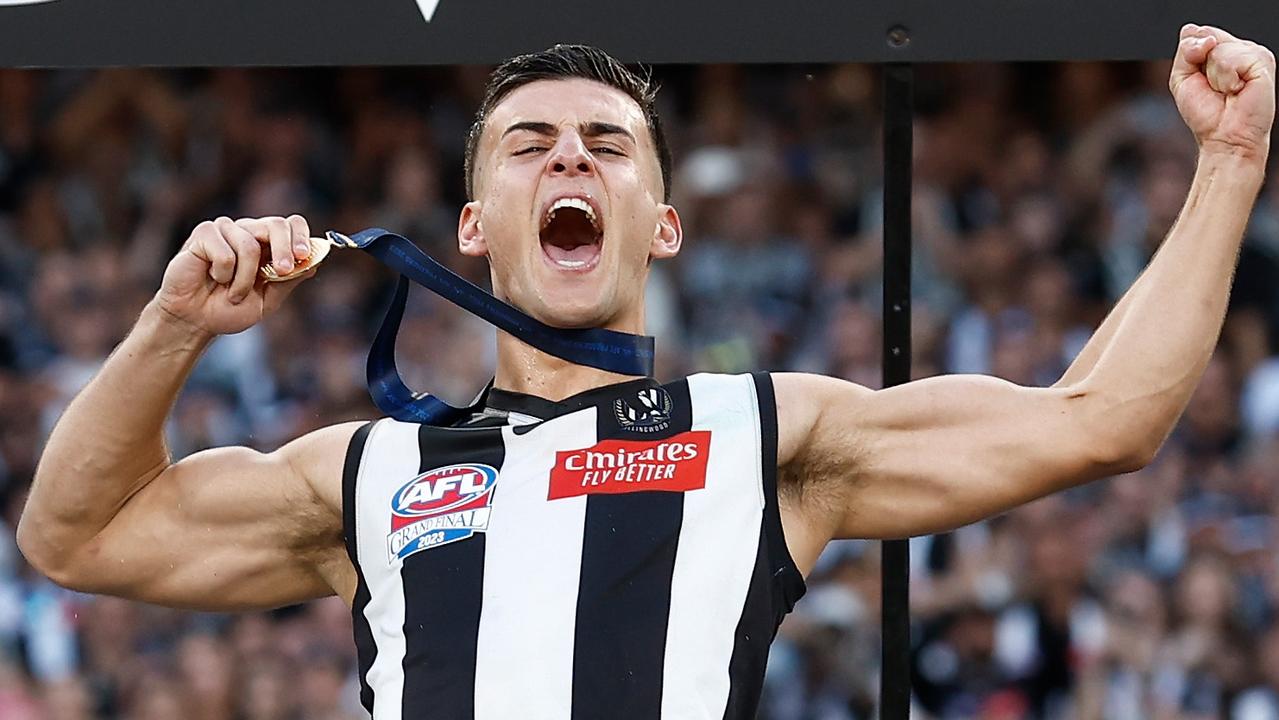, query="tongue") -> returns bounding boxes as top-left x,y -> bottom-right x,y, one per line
543,241 -> 598,264
540,209 -> 600,265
